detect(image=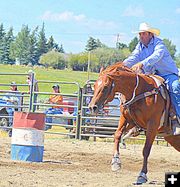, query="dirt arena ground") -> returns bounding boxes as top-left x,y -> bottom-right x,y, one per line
0,136 -> 179,187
